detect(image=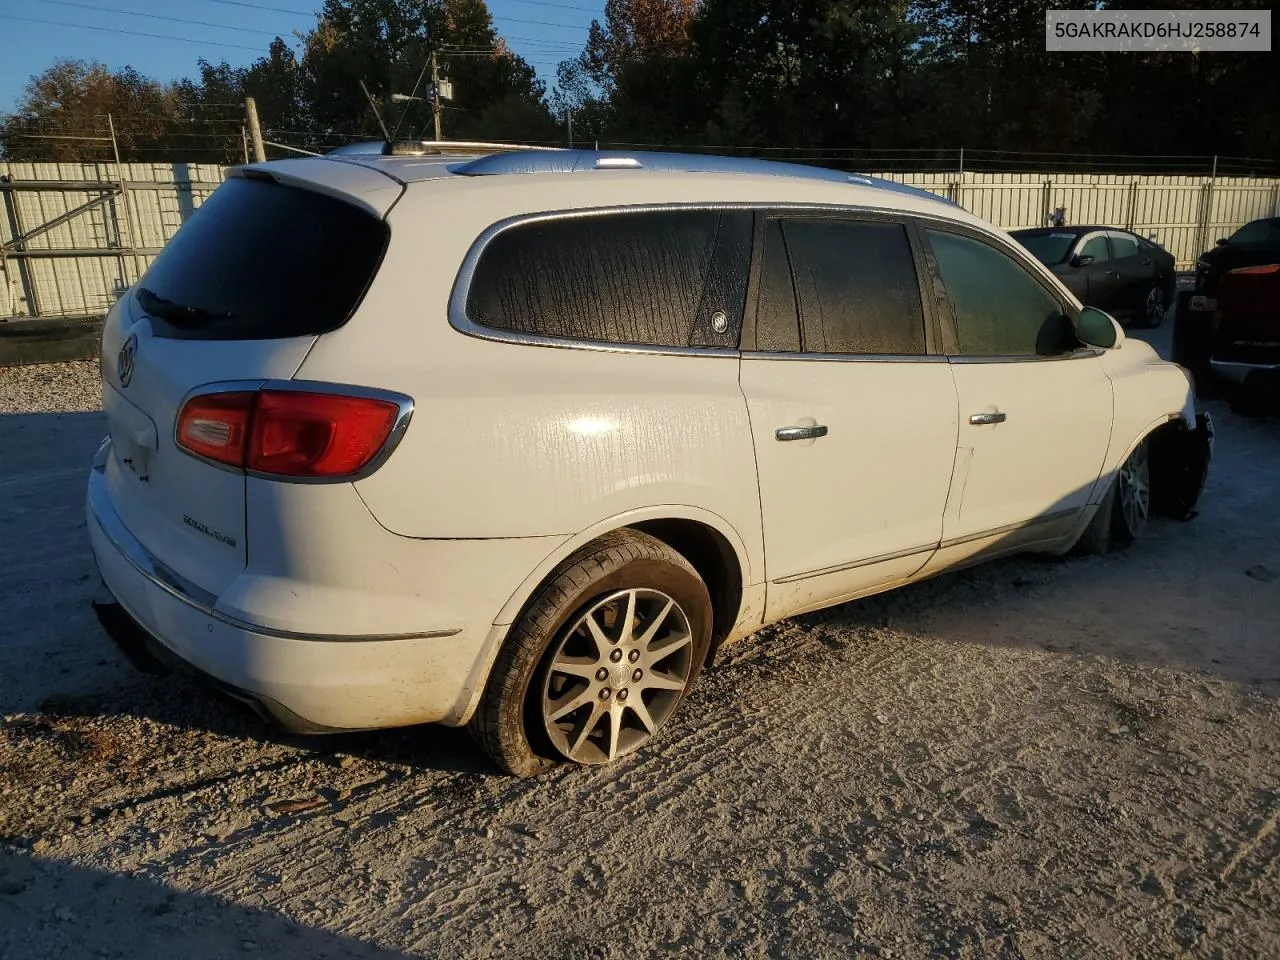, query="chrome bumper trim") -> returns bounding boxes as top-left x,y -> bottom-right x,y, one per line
88,460 -> 460,643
